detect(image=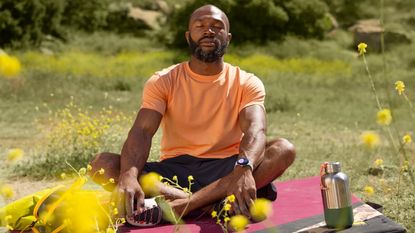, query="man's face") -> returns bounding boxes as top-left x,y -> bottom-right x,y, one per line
186,9 -> 231,63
